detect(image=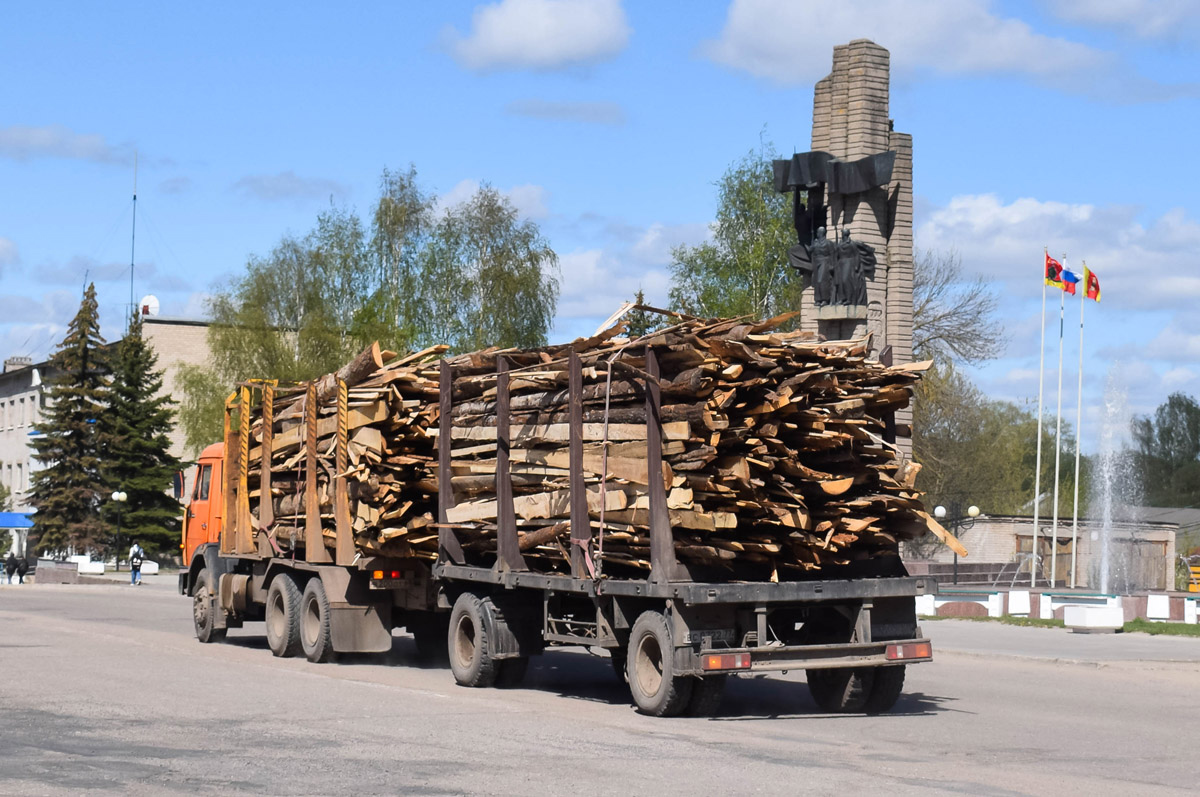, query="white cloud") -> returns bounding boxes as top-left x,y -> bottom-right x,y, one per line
1047,0 -> 1200,42
917,195 -> 1200,312
445,0 -> 630,72
183,292 -> 214,320
700,0 -> 1193,98
556,248 -> 671,322
0,237 -> 18,269
438,179 -> 550,219
232,171 -> 349,203
0,124 -> 132,163
1162,365 -> 1199,388
630,222 -> 711,265
505,99 -> 626,125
